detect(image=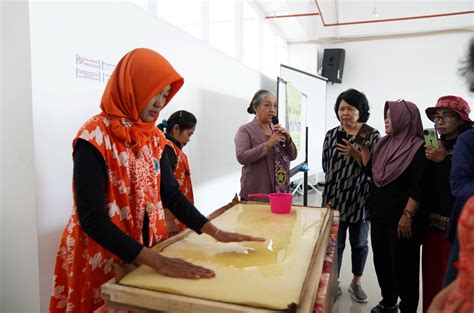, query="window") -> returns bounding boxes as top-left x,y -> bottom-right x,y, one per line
135,0 -> 288,76
262,22 -> 277,77
129,0 -> 148,11
156,0 -> 203,40
243,1 -> 261,70
209,0 -> 235,57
